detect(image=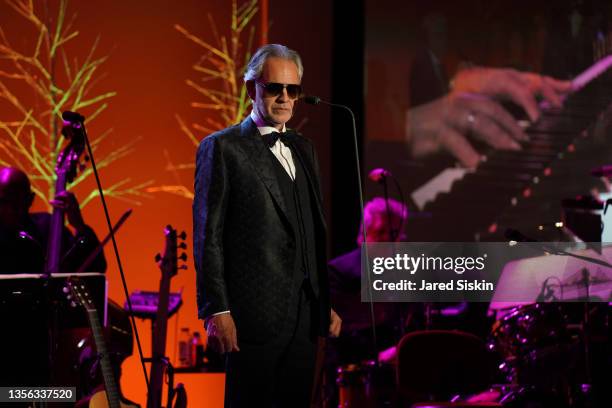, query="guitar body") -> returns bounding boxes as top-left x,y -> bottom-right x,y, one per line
67,278 -> 124,408
89,390 -> 139,408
